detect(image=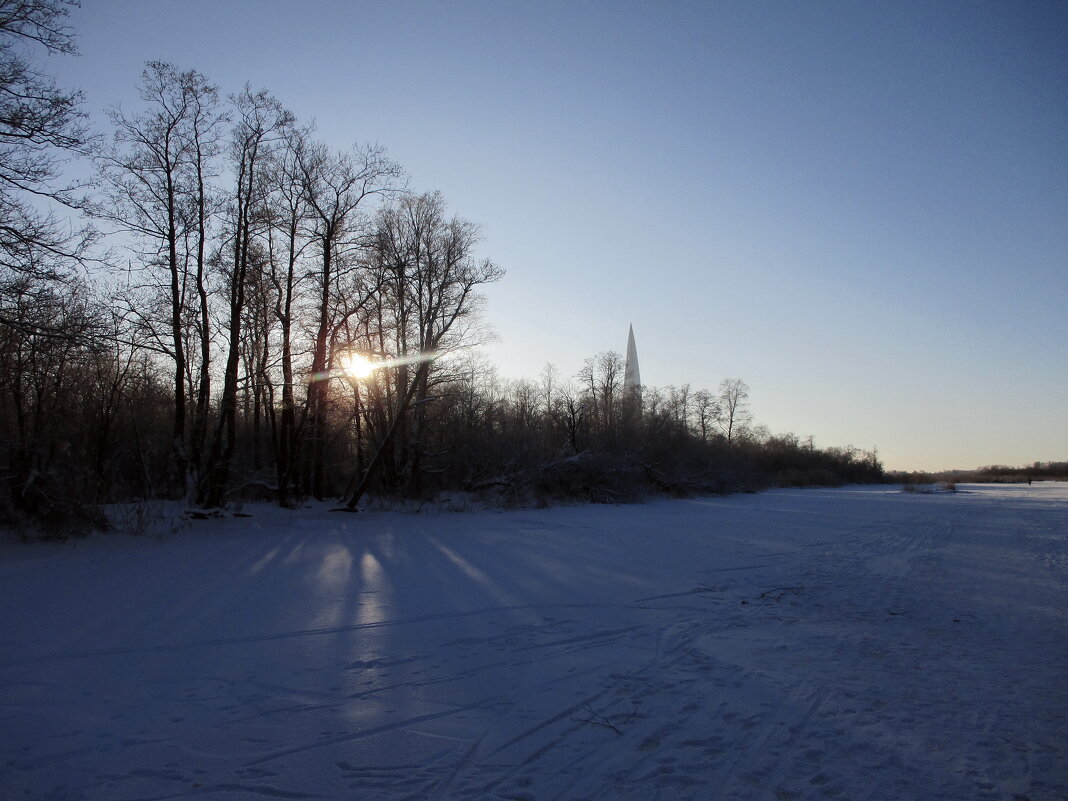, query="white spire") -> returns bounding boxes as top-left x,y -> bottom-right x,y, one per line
624,324 -> 640,391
